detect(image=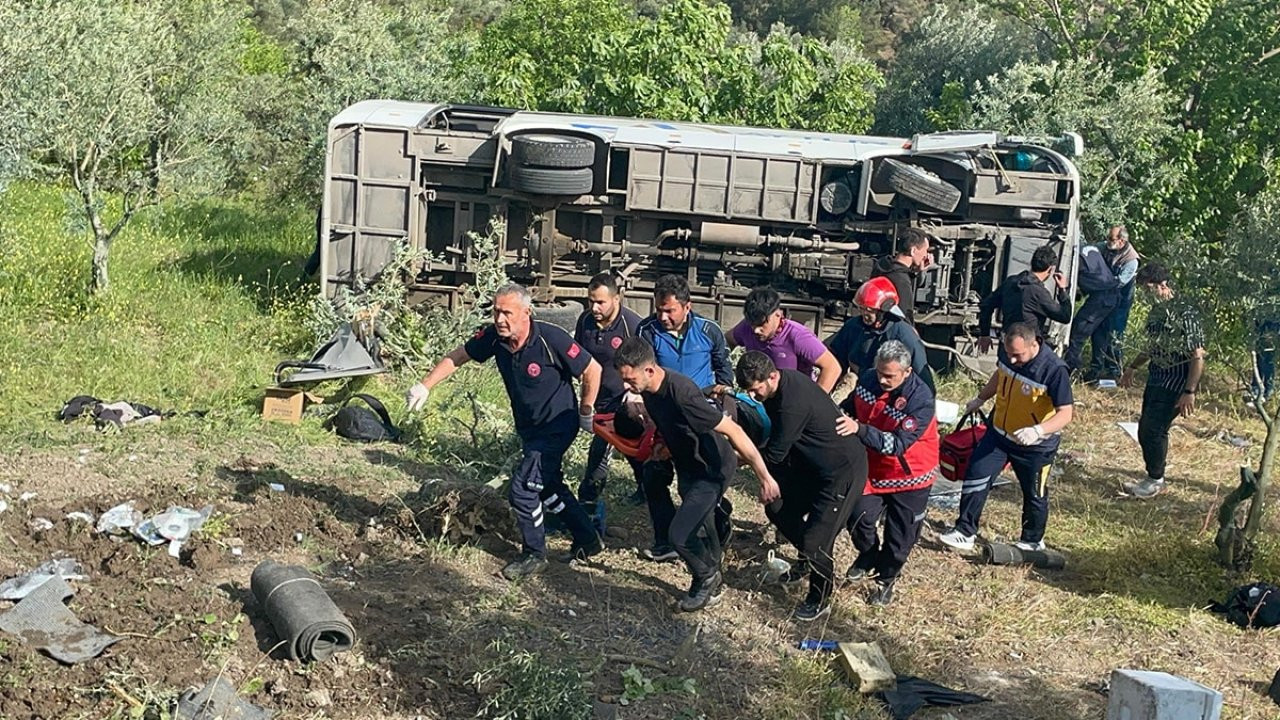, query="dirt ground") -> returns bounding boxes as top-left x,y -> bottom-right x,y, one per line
2,384 -> 1280,719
